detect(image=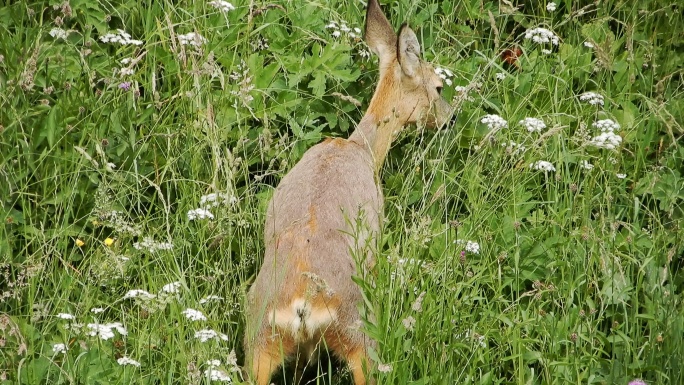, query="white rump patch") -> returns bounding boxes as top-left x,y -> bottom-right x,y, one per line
271,298 -> 337,341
